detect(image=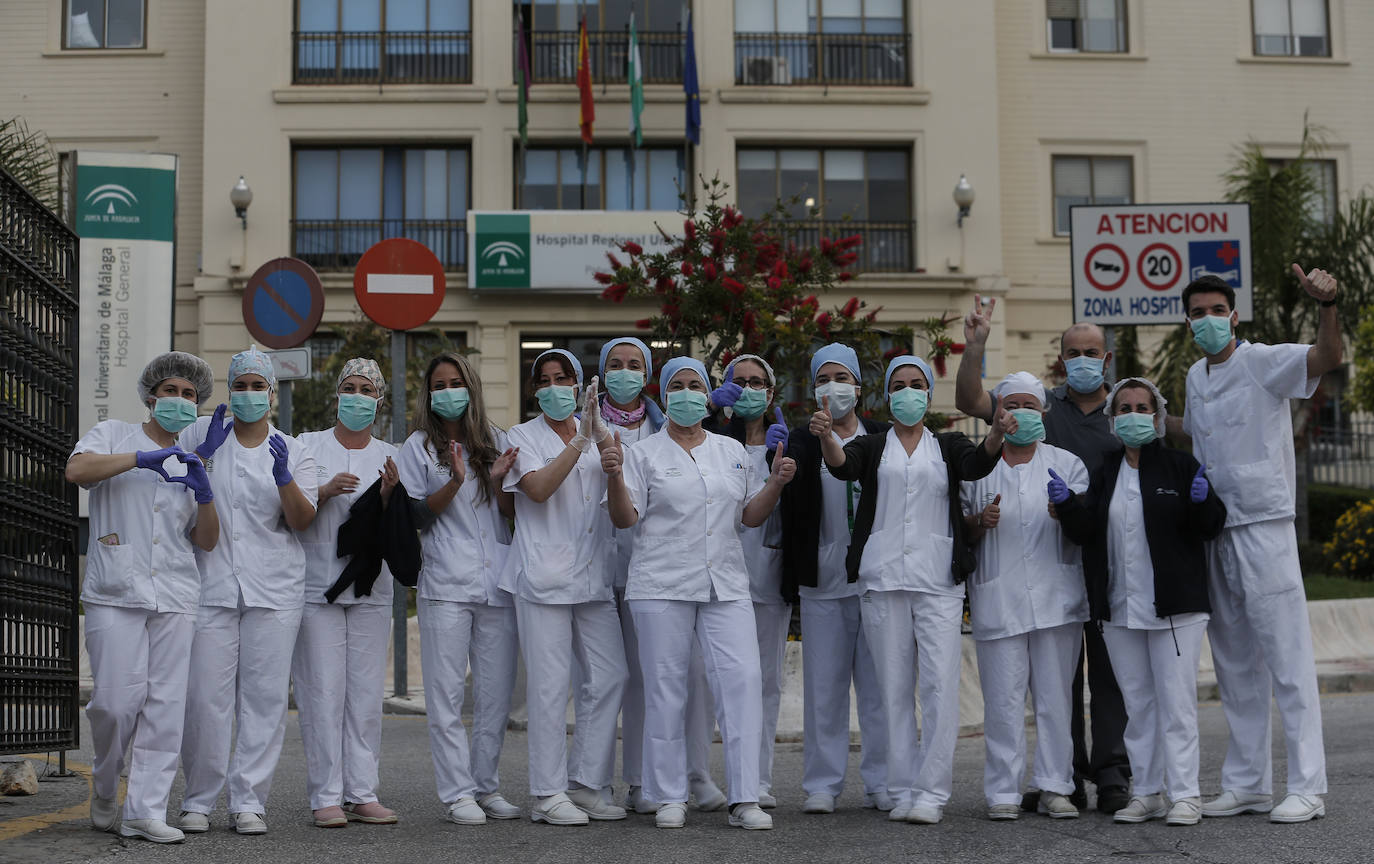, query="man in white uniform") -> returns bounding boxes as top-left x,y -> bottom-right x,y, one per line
1173,267 -> 1340,824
